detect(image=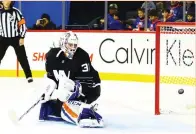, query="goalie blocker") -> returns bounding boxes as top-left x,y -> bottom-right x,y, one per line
39,31 -> 103,128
